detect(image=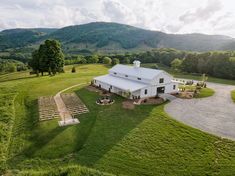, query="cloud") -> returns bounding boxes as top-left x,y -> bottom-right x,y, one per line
179,0 -> 222,24
102,0 -> 137,24
1,0 -> 235,37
